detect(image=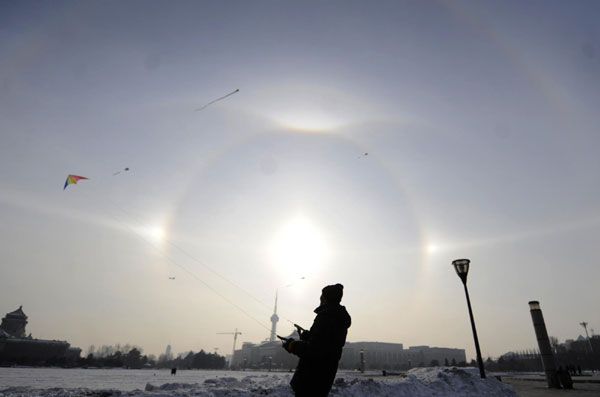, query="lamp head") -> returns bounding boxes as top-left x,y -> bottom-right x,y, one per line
452,258 -> 470,284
